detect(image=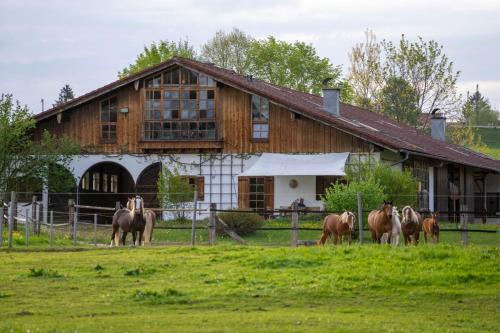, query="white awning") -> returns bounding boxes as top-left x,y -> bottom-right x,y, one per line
239,153 -> 350,177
